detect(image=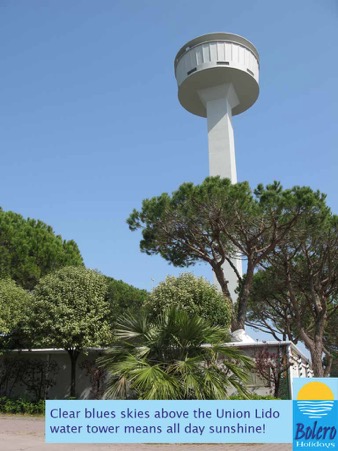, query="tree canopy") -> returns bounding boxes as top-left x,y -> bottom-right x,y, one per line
0,208 -> 83,290
27,266 -> 112,396
127,176 -> 328,330
0,279 -> 31,350
247,214 -> 338,377
105,277 -> 148,324
146,273 -> 231,327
